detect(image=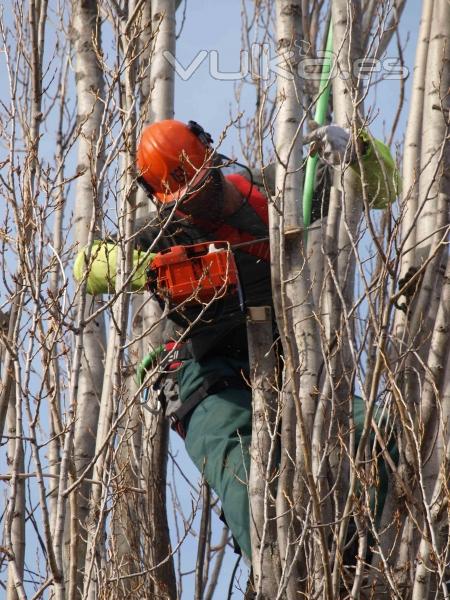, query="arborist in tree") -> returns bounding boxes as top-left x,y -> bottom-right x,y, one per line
73,118 -> 399,561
